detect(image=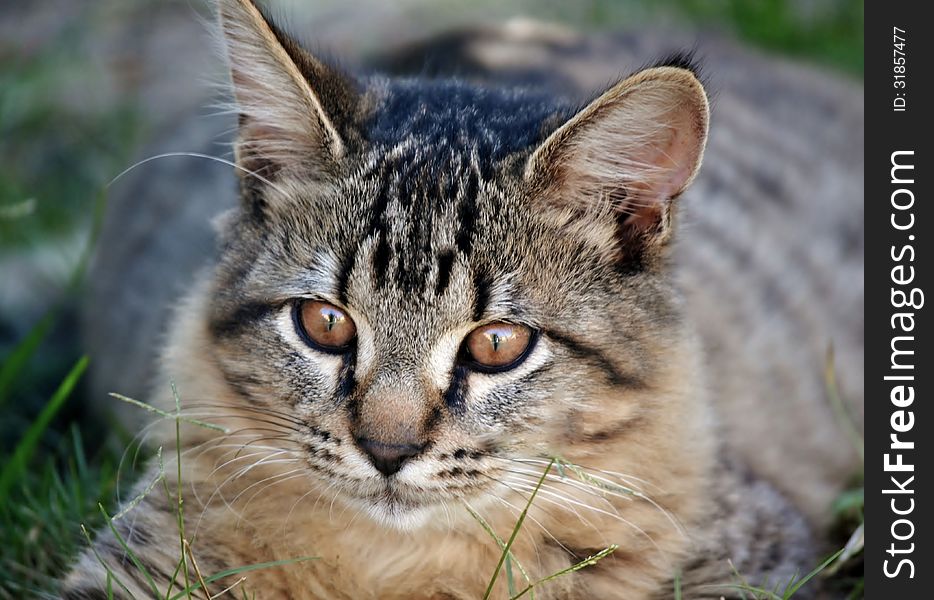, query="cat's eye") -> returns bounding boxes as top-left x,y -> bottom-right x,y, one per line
462,322 -> 535,372
294,300 -> 357,353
